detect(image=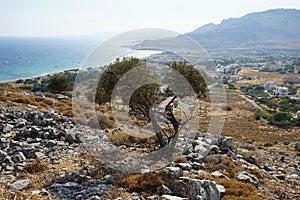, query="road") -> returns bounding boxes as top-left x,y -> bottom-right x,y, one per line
239,94 -> 262,110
